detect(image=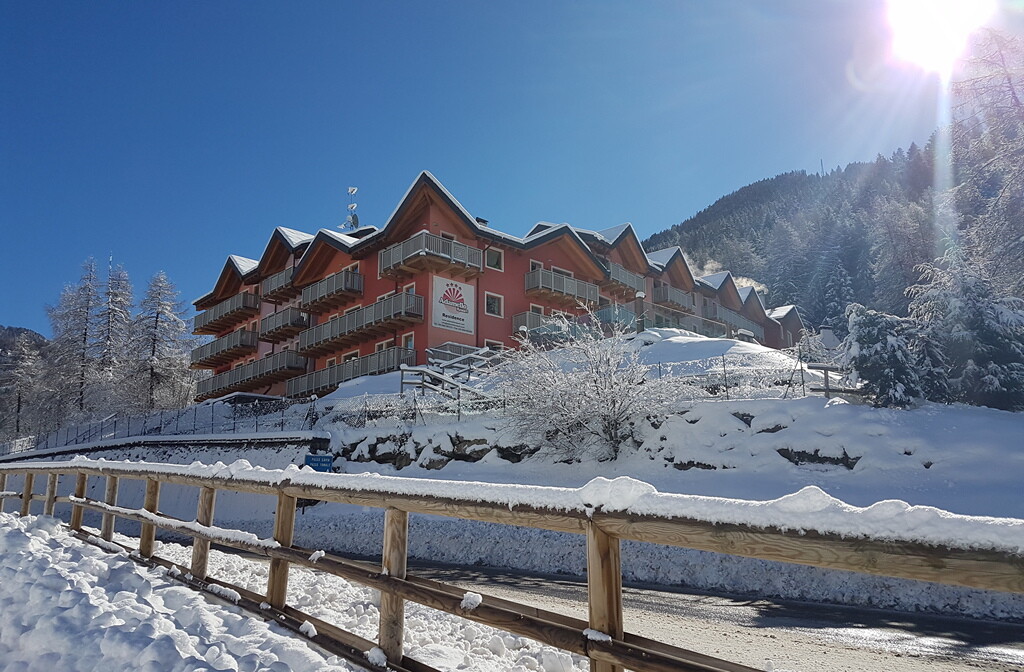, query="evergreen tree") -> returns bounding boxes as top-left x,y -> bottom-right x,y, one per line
909,246 -> 1024,410
841,304 -> 922,408
132,271 -> 195,410
9,334 -> 43,437
46,258 -> 102,417
95,261 -> 134,405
